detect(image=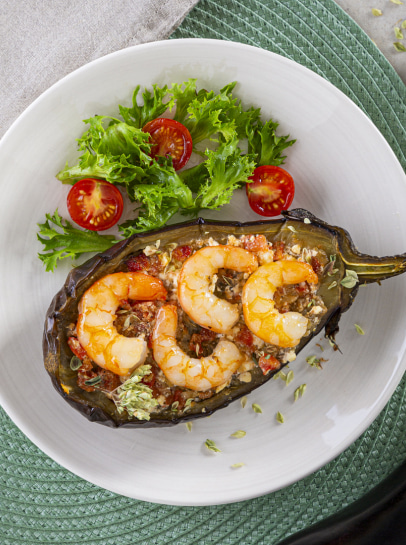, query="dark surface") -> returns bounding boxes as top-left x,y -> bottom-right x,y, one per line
277,461 -> 406,545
